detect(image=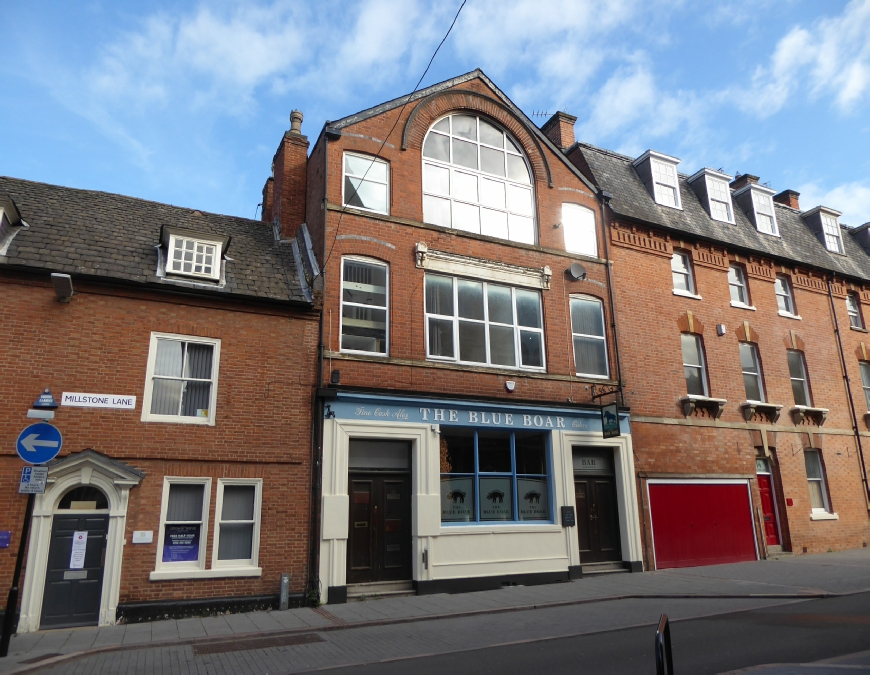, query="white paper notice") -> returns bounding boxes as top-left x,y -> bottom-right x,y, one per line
69,531 -> 88,569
